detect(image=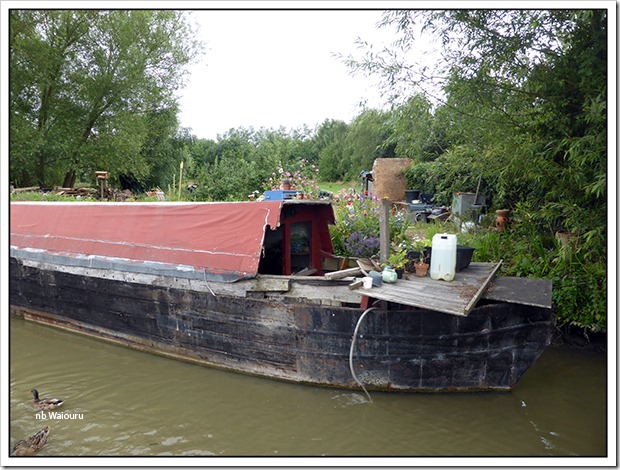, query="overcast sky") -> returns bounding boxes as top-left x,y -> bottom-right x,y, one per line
176,9 -> 400,140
